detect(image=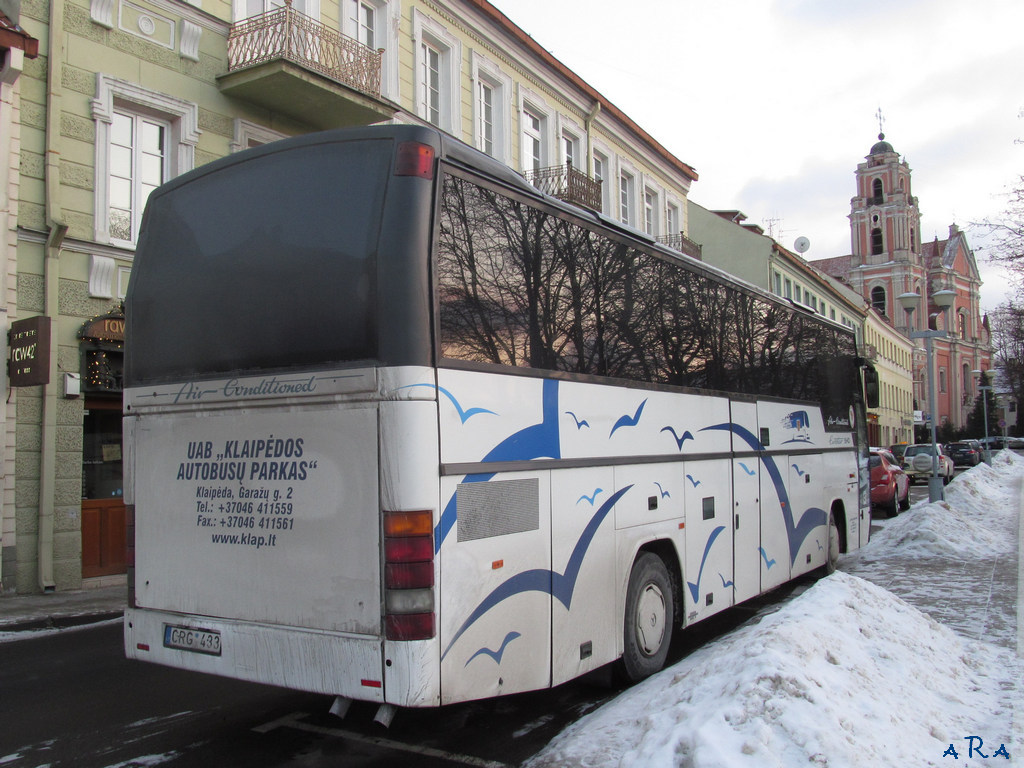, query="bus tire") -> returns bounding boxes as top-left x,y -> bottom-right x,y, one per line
824,509 -> 841,574
620,552 -> 674,682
